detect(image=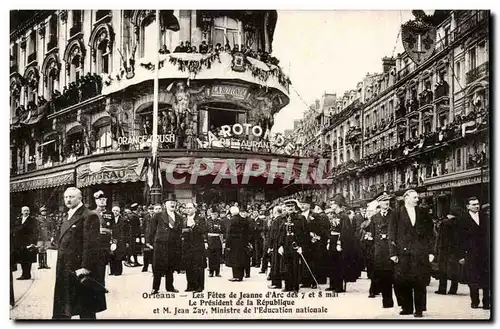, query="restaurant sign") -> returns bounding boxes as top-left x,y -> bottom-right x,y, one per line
210,85 -> 248,100
76,159 -> 145,187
